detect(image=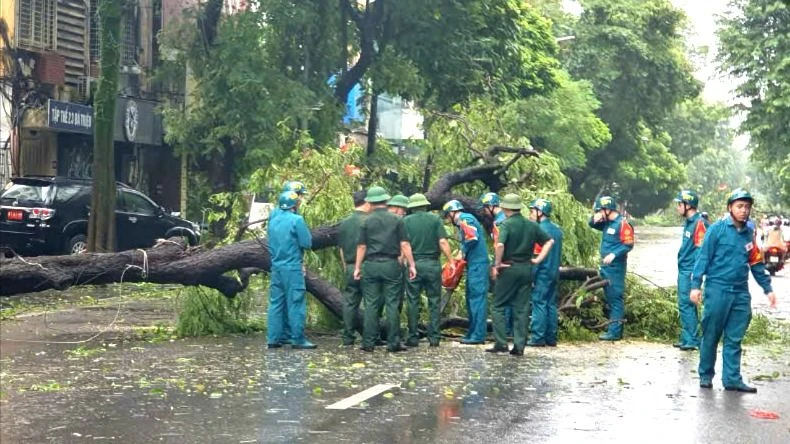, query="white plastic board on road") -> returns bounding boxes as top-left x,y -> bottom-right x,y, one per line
325,383 -> 399,410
